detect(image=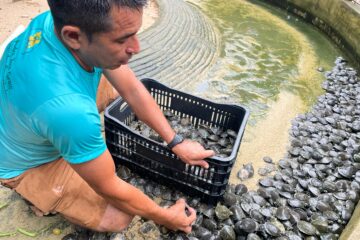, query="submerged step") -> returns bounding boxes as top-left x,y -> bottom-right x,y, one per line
129,0 -> 219,89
